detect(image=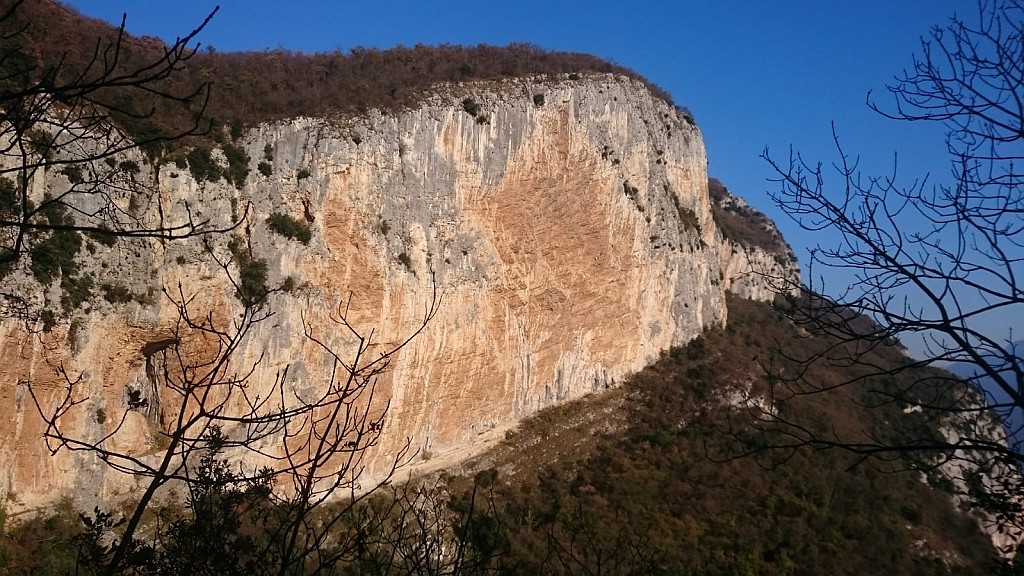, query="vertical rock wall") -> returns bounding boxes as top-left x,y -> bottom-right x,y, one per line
0,75 -> 795,509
